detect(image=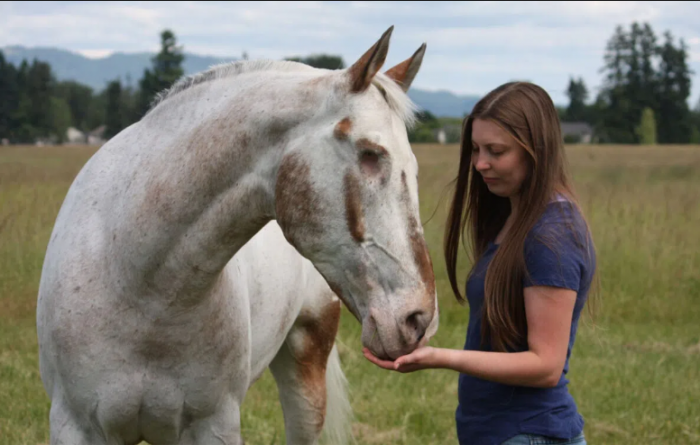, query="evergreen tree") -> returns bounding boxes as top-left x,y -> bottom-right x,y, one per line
26,60 -> 56,139
0,52 -> 19,141
284,54 -> 345,70
13,60 -> 37,142
408,110 -> 440,143
137,29 -> 185,118
691,97 -> 700,144
656,31 -> 693,143
598,22 -> 659,143
55,81 -> 94,132
565,77 -> 589,122
105,79 -> 125,139
50,97 -> 73,143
